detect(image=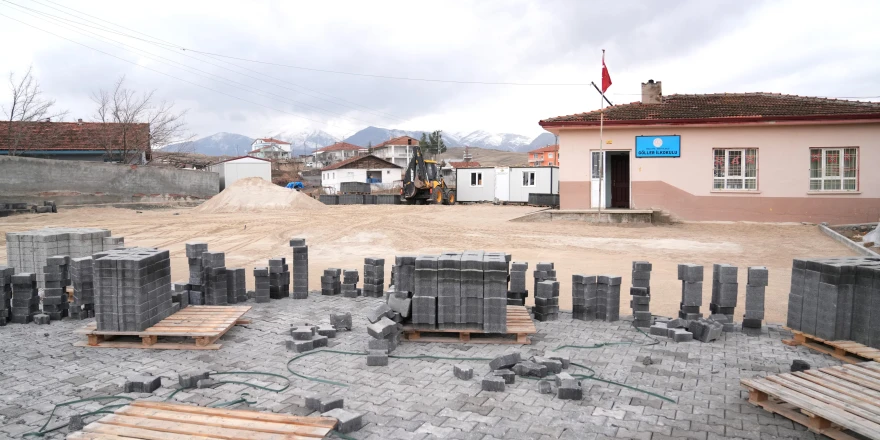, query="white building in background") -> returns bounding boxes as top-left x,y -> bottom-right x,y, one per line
209,156 -> 272,191
314,142 -> 366,168
320,155 -> 402,193
251,137 -> 292,153
370,136 -> 420,167
455,166 -> 559,203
